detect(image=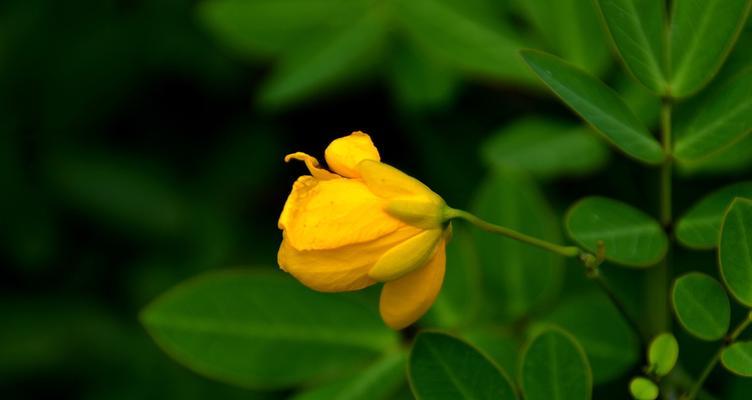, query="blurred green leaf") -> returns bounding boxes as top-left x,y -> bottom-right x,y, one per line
629,377 -> 659,400
648,333 -> 679,376
521,50 -> 664,164
674,68 -> 752,162
615,72 -> 661,128
678,134 -> 752,175
676,181 -> 752,250
198,0 -> 370,59
141,270 -> 398,389
460,327 -> 520,378
47,151 -> 186,238
565,197 -> 668,267
719,198 -> 752,307
258,10 -> 386,108
388,39 -> 460,110
520,327 -> 592,400
672,272 -> 730,341
543,291 -> 639,384
471,169 -> 564,321
292,352 -> 406,400
423,226 -> 482,329
669,0 -> 751,97
397,0 -> 534,84
408,332 -> 517,400
722,341 -> 752,377
481,118 -> 608,179
594,0 -> 666,93
521,0 -> 610,75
